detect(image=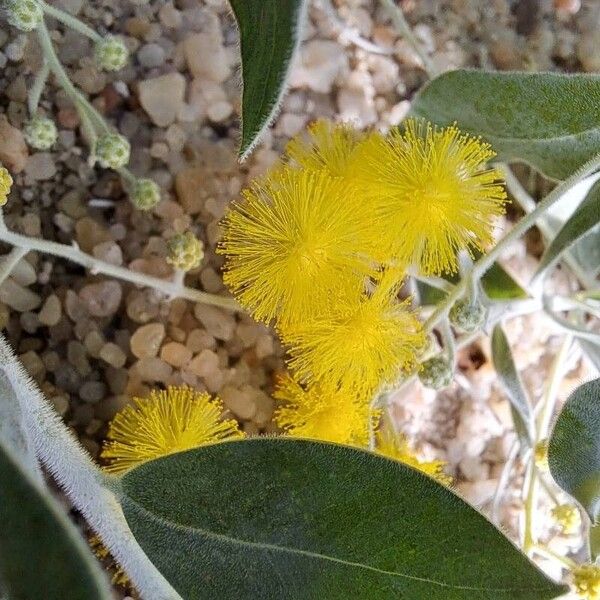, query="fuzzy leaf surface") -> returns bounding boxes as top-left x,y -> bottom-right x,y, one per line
230,0 -> 306,159
549,378 -> 600,522
411,70 -> 600,179
121,438 -> 563,599
0,439 -> 111,600
491,325 -> 533,446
